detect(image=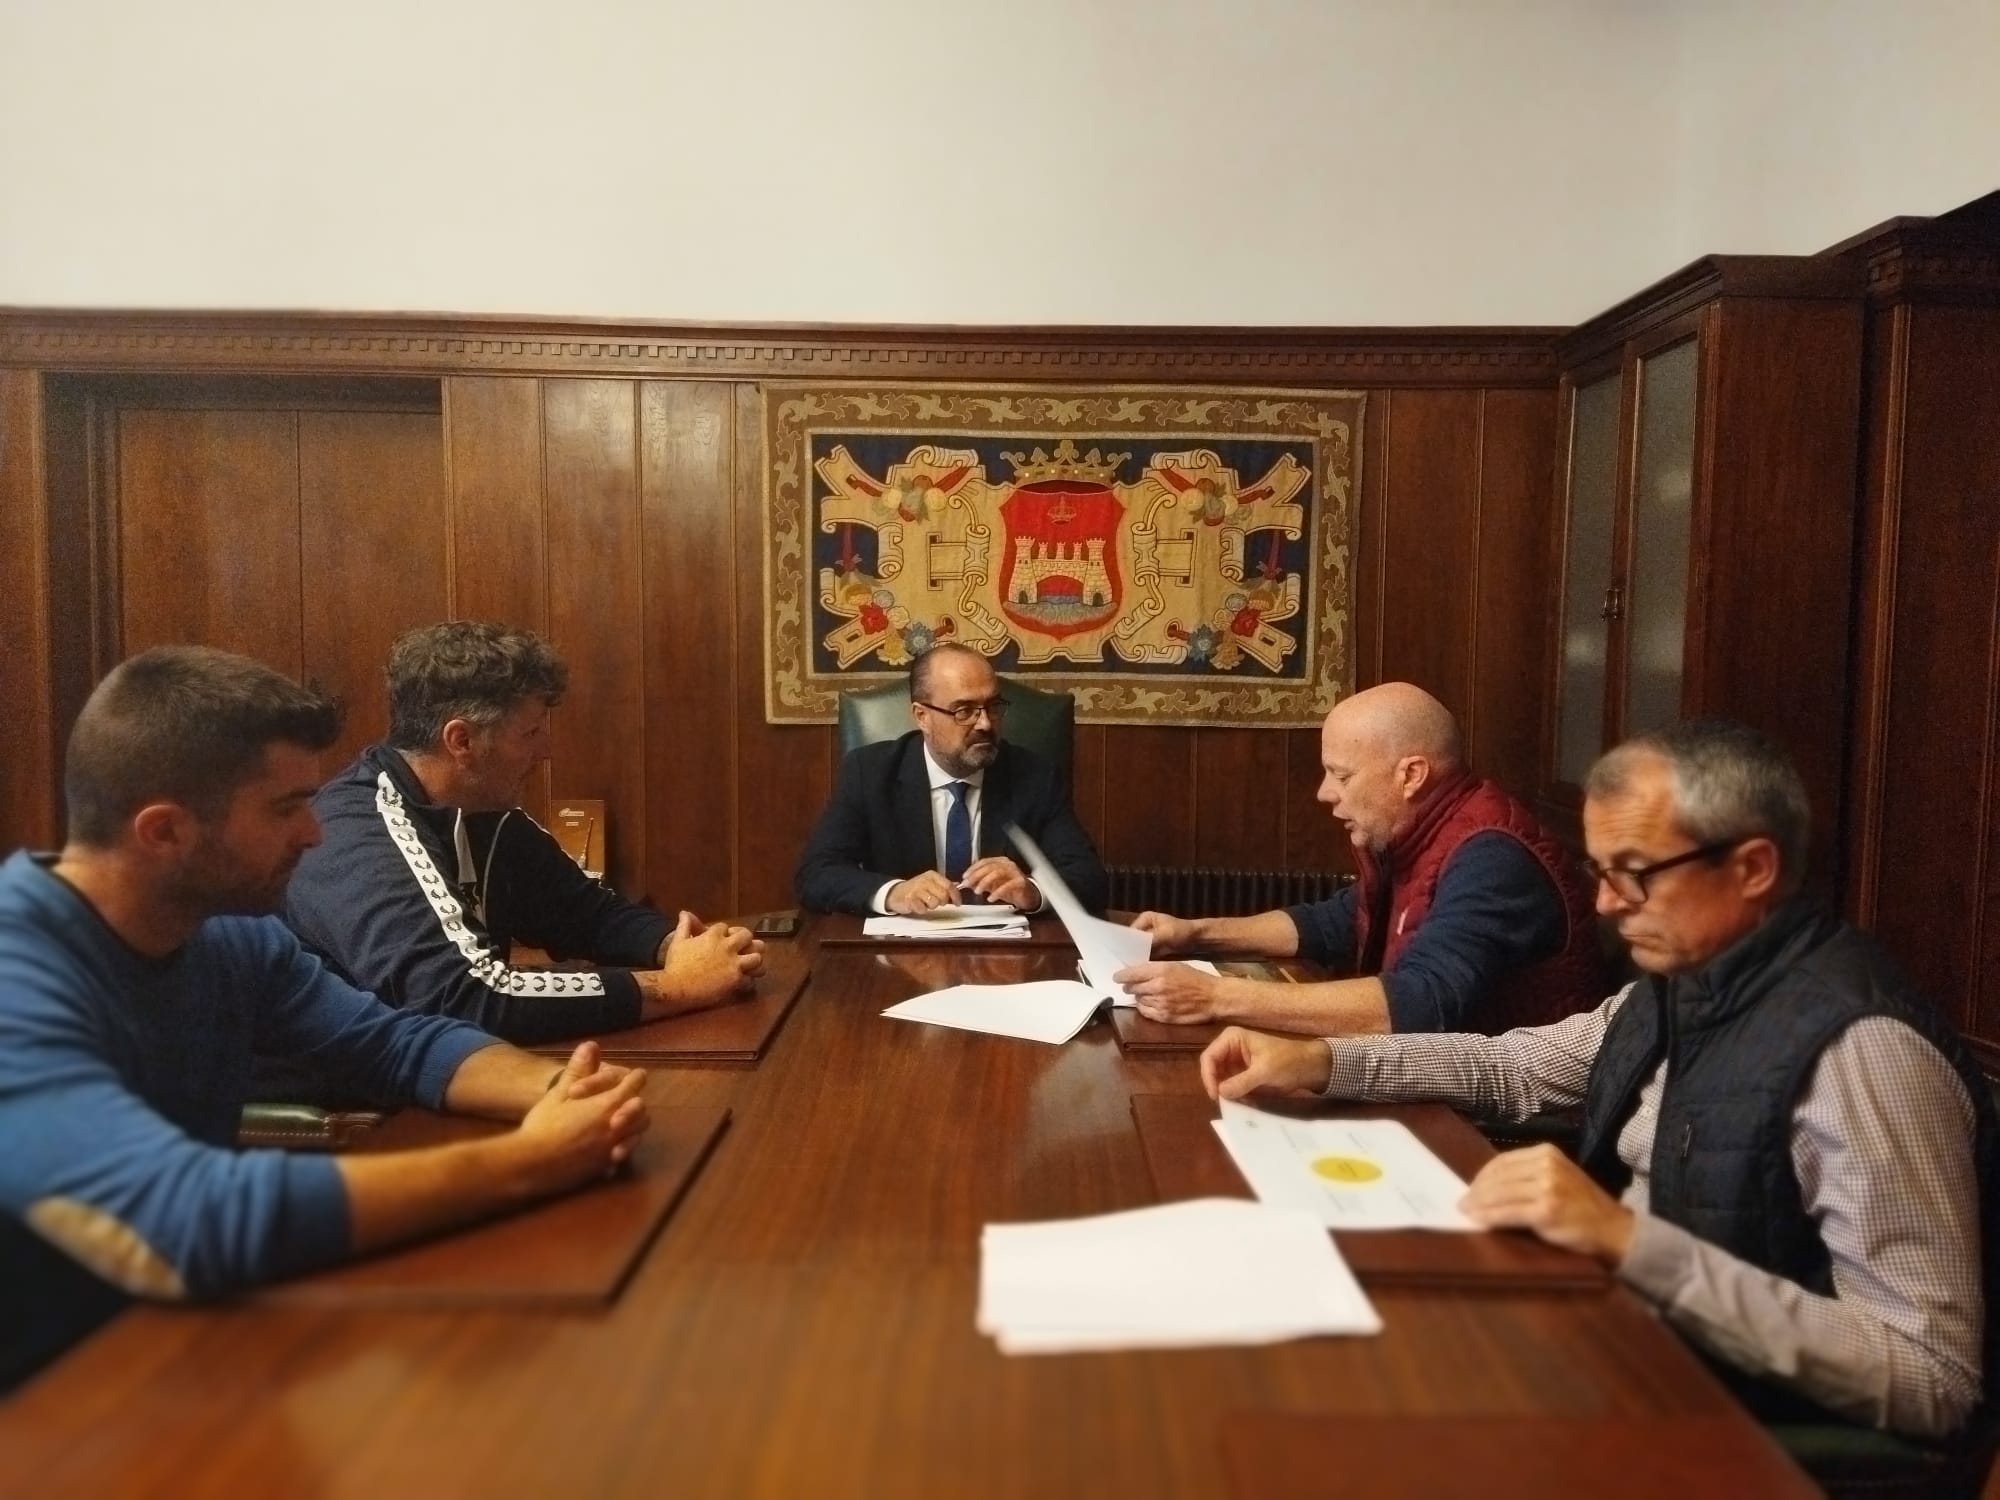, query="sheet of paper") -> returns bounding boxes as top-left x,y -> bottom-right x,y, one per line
881,980 -> 1103,1045
1214,1101 -> 1479,1232
869,925 -> 1029,941
1077,957 -> 1219,1007
977,1197 -> 1379,1354
862,910 -> 1030,939
1006,823 -> 1151,997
